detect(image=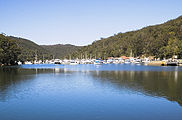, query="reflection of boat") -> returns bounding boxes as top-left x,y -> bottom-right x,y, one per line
54,62 -> 61,64
167,61 -> 178,66
94,62 -> 102,65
